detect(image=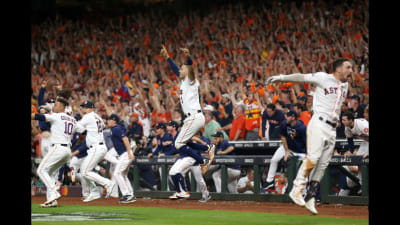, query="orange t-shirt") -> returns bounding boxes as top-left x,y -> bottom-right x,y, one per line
298,111 -> 311,126
244,99 -> 261,131
229,114 -> 246,140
